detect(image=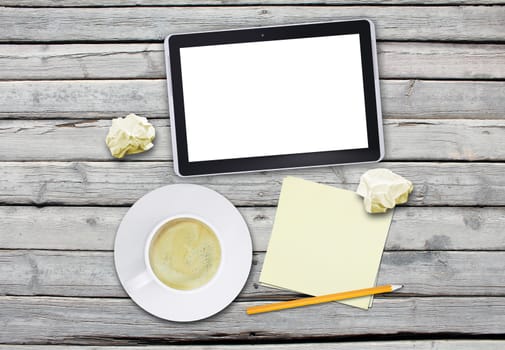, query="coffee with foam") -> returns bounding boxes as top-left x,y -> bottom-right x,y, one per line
149,218 -> 221,291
